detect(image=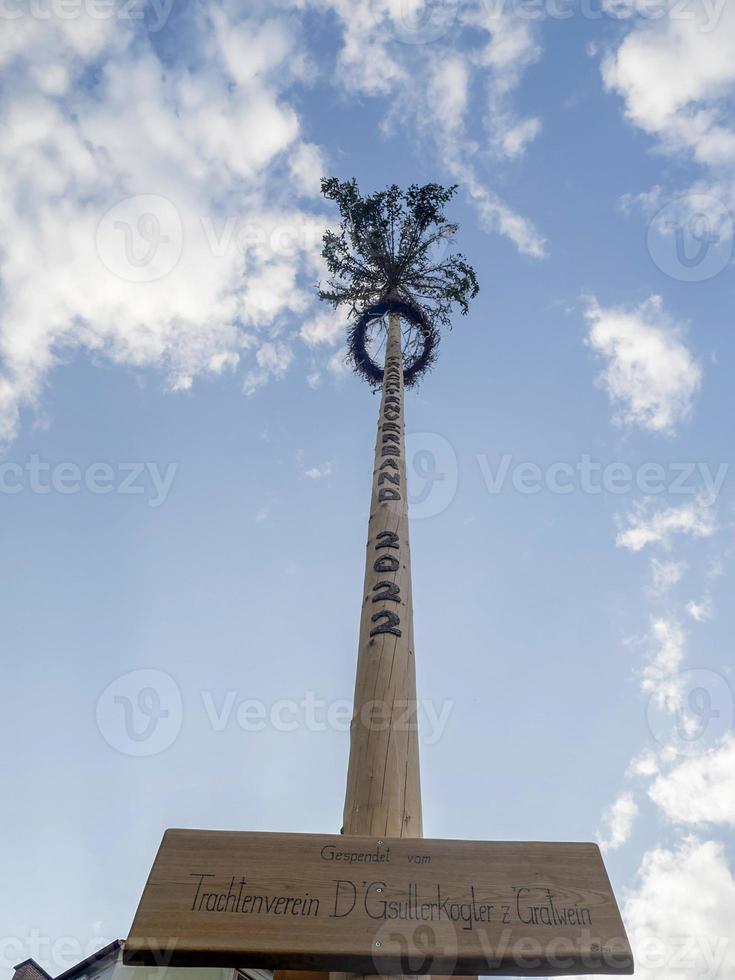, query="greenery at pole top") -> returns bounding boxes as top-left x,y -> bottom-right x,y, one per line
316,178 -> 479,386
318,177 -> 479,329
